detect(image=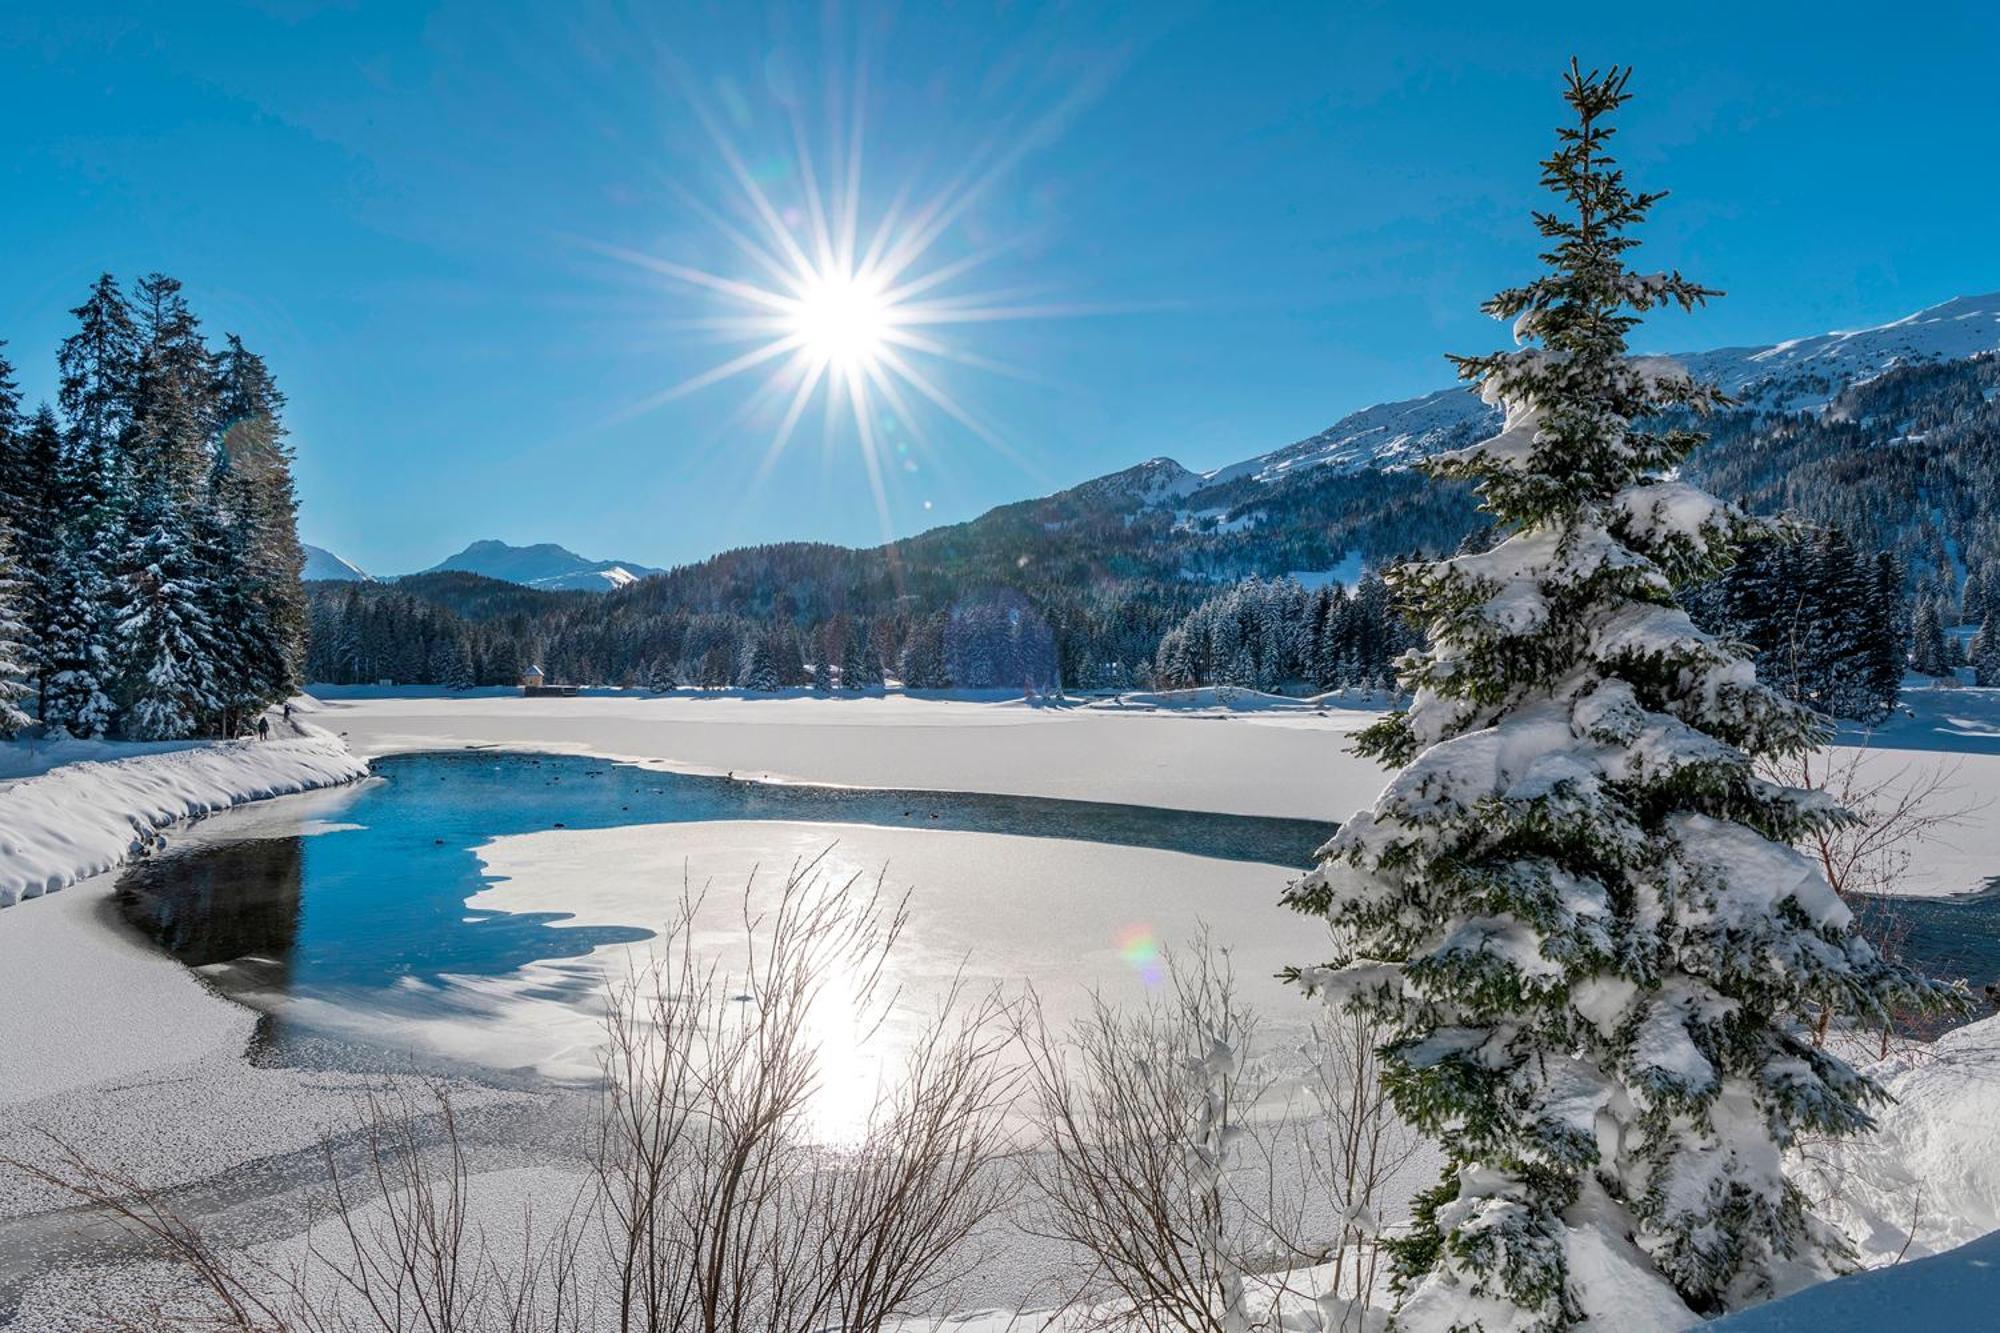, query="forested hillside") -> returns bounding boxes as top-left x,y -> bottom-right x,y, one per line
306,334 -> 2000,716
